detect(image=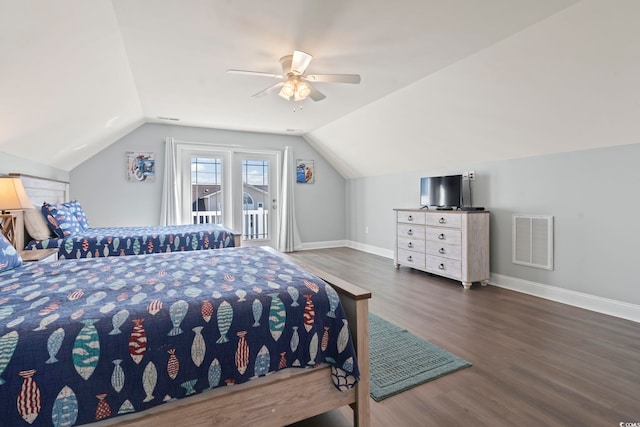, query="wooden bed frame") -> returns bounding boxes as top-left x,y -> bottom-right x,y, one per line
8,173 -> 372,426
8,173 -> 241,250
